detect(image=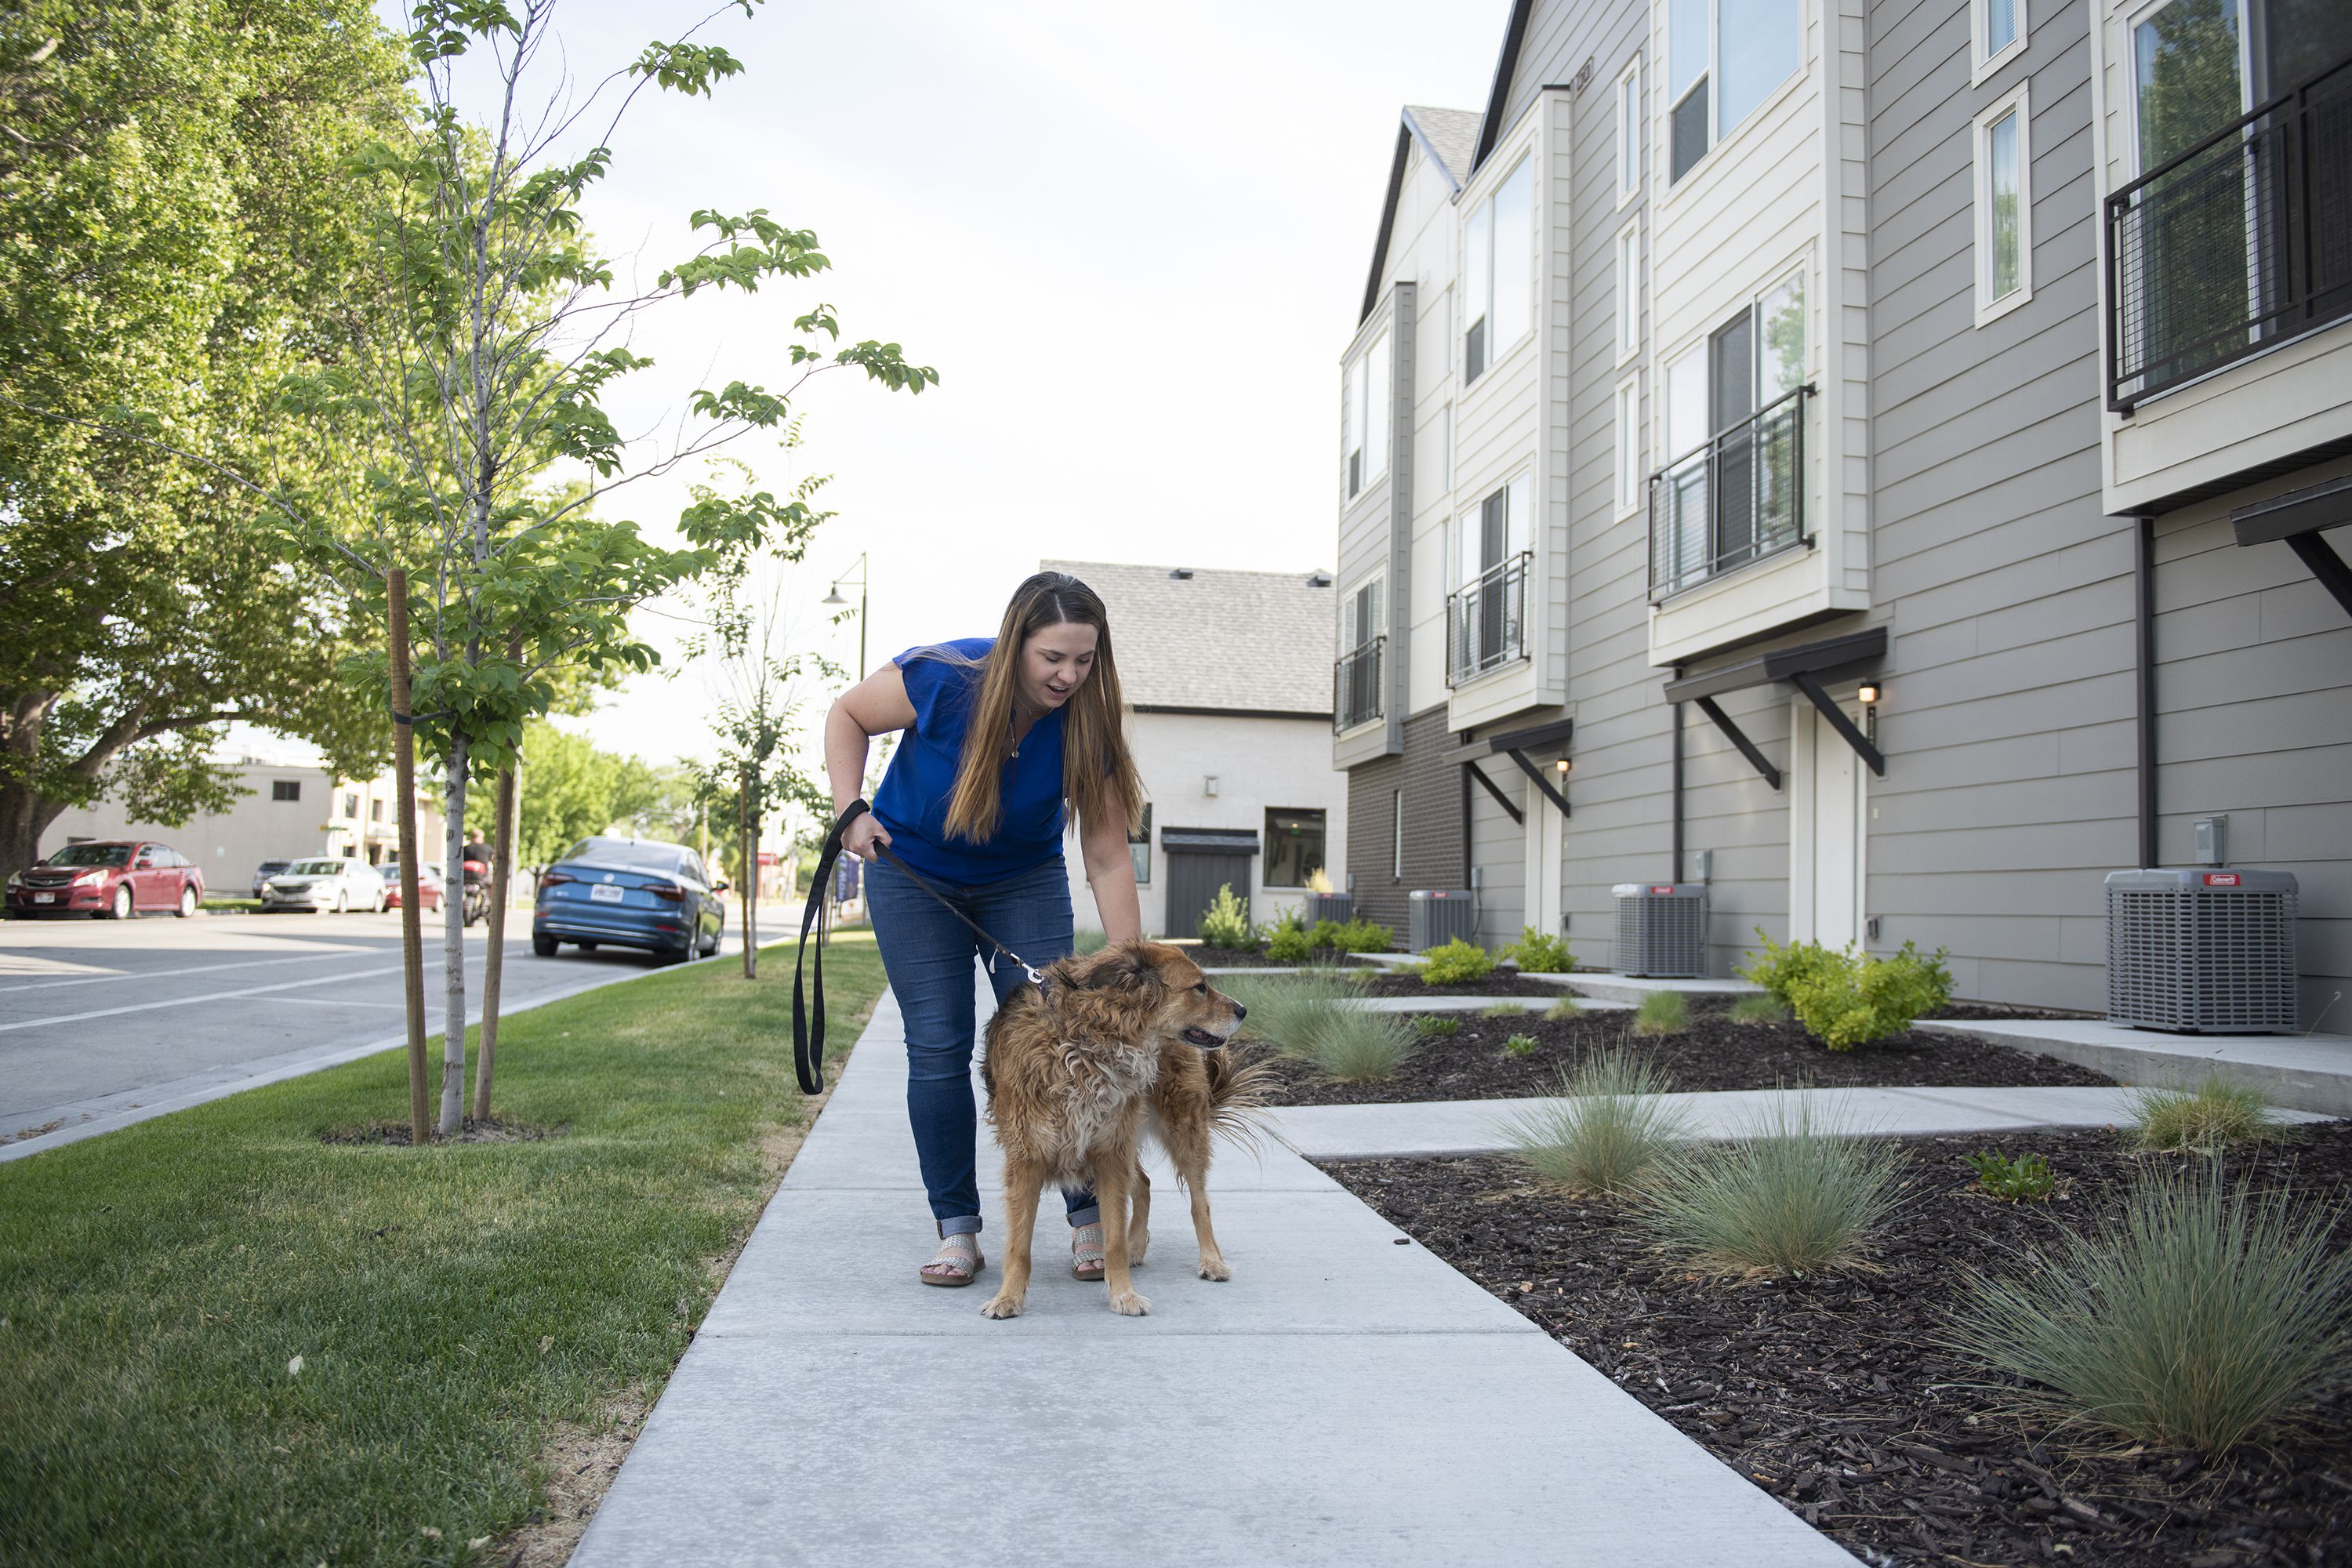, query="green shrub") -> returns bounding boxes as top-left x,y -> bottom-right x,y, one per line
1501,925 -> 1574,973
1545,996 -> 1584,1022
1308,916 -> 1395,954
1265,909 -> 1314,963
1504,1048 -> 1693,1196
2129,1075 -> 2281,1152
1737,930 -> 1846,1006
1781,940 -> 1955,1051
1197,884 -> 1254,950
1644,1101 -> 1906,1275
1290,1006 -> 1419,1083
1414,1012 -> 1461,1038
1502,1033 -> 1539,1058
1482,1000 -> 1532,1018
1632,990 -> 1688,1036
1941,1161 -> 2352,1454
1728,993 -> 1791,1025
1419,938 -> 1495,985
1964,1149 -> 2056,1203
